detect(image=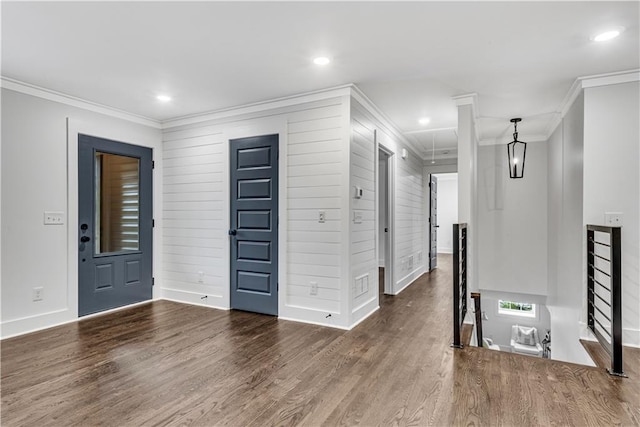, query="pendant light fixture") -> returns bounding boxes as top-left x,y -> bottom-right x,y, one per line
507,118 -> 527,179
